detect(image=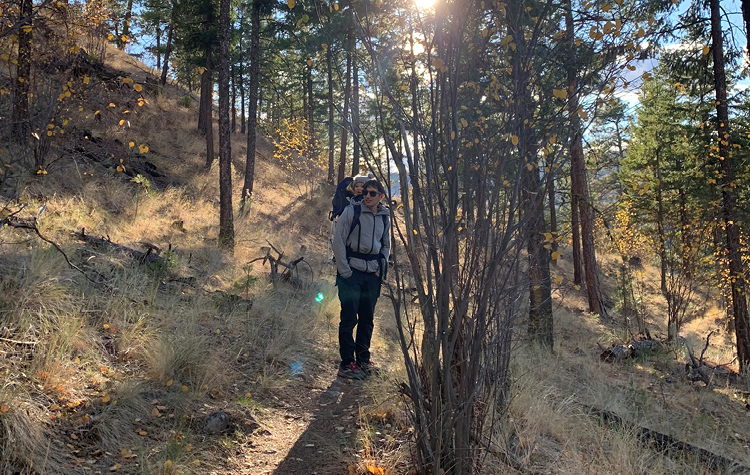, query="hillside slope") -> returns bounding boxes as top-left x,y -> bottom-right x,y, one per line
2,46 -> 750,475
